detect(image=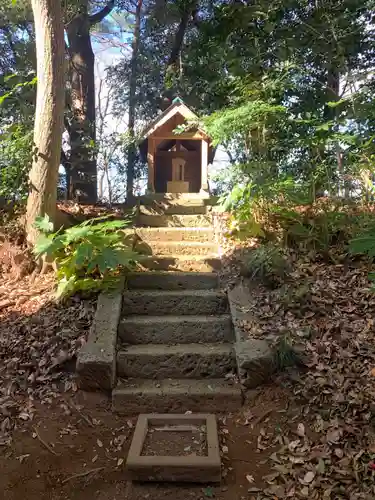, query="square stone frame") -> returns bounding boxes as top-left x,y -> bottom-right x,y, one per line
126,413 -> 221,483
